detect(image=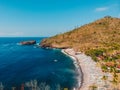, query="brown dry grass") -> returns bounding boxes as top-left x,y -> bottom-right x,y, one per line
40,16 -> 120,53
